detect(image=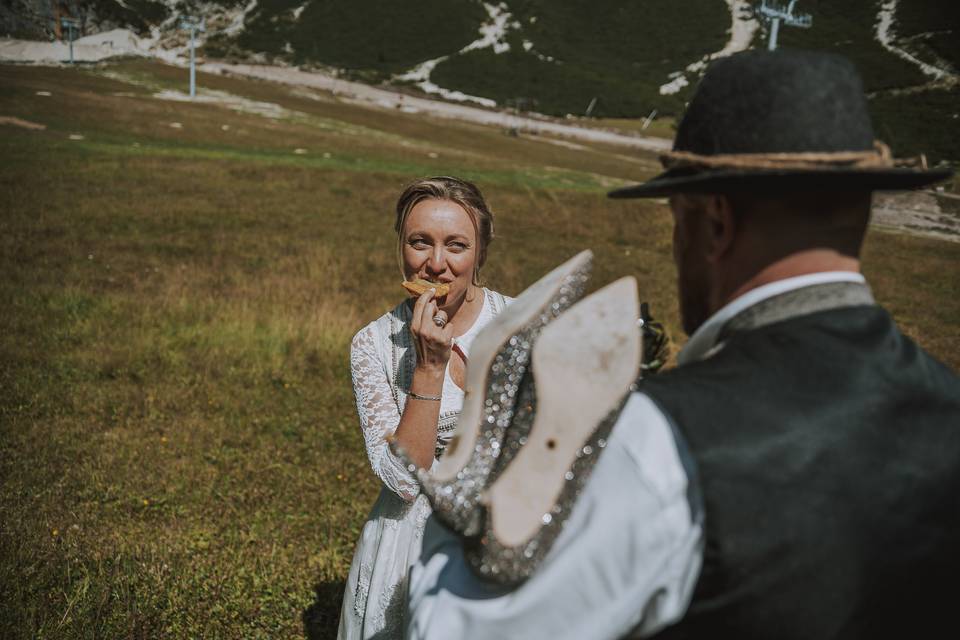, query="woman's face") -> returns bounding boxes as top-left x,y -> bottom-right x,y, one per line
401,198 -> 480,312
